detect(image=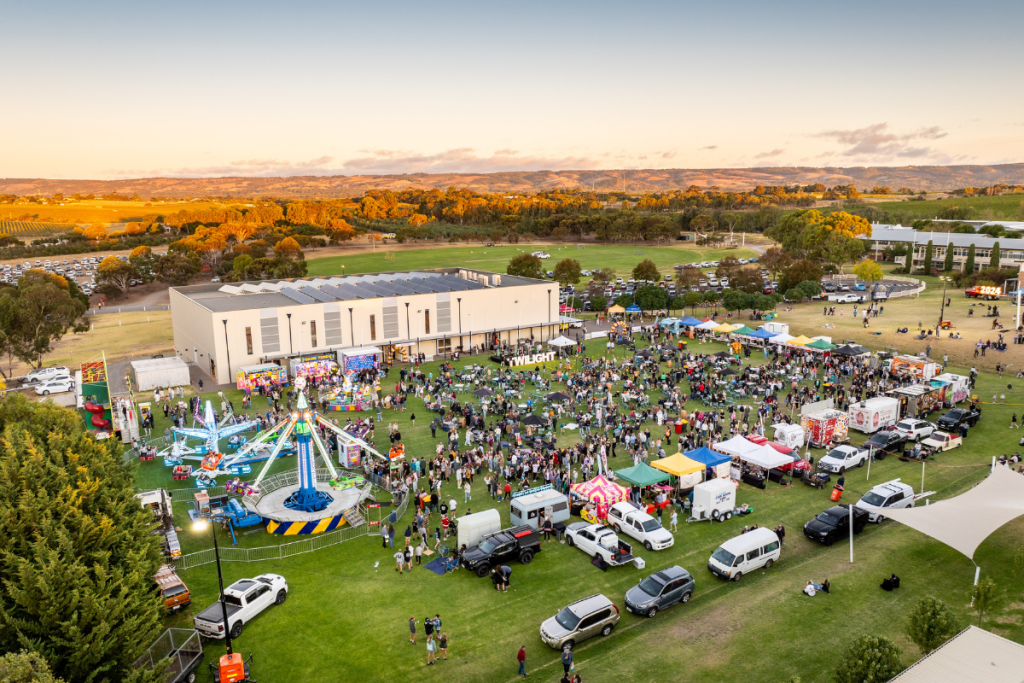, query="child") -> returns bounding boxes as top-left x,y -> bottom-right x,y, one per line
669,507 -> 678,533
